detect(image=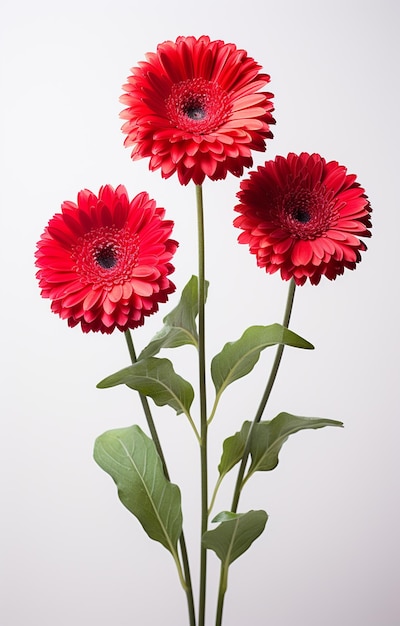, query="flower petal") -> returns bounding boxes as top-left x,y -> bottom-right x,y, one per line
35,185 -> 177,333
120,36 -> 275,185
235,152 -> 371,285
